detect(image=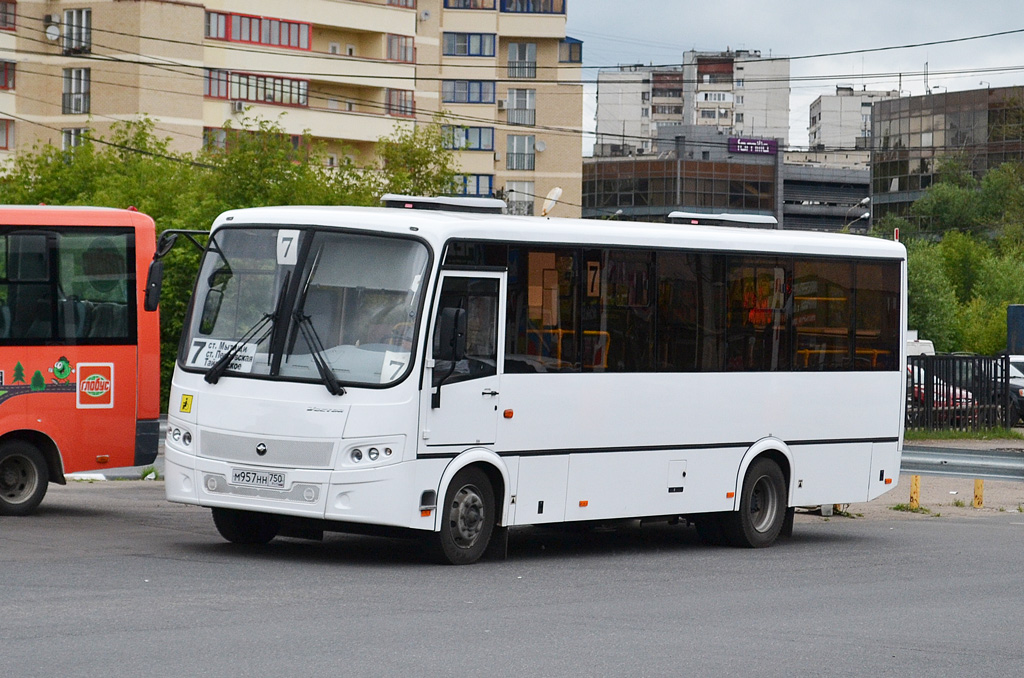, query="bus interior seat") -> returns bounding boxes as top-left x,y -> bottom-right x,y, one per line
86,301 -> 127,338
